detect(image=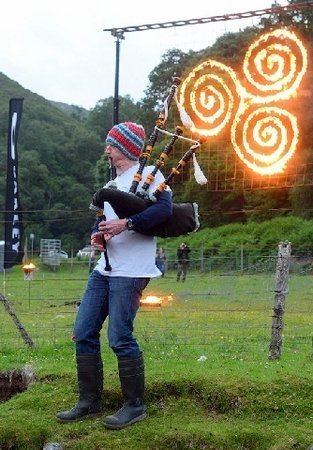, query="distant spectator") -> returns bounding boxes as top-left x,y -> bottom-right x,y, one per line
155,247 -> 166,277
176,243 -> 191,282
